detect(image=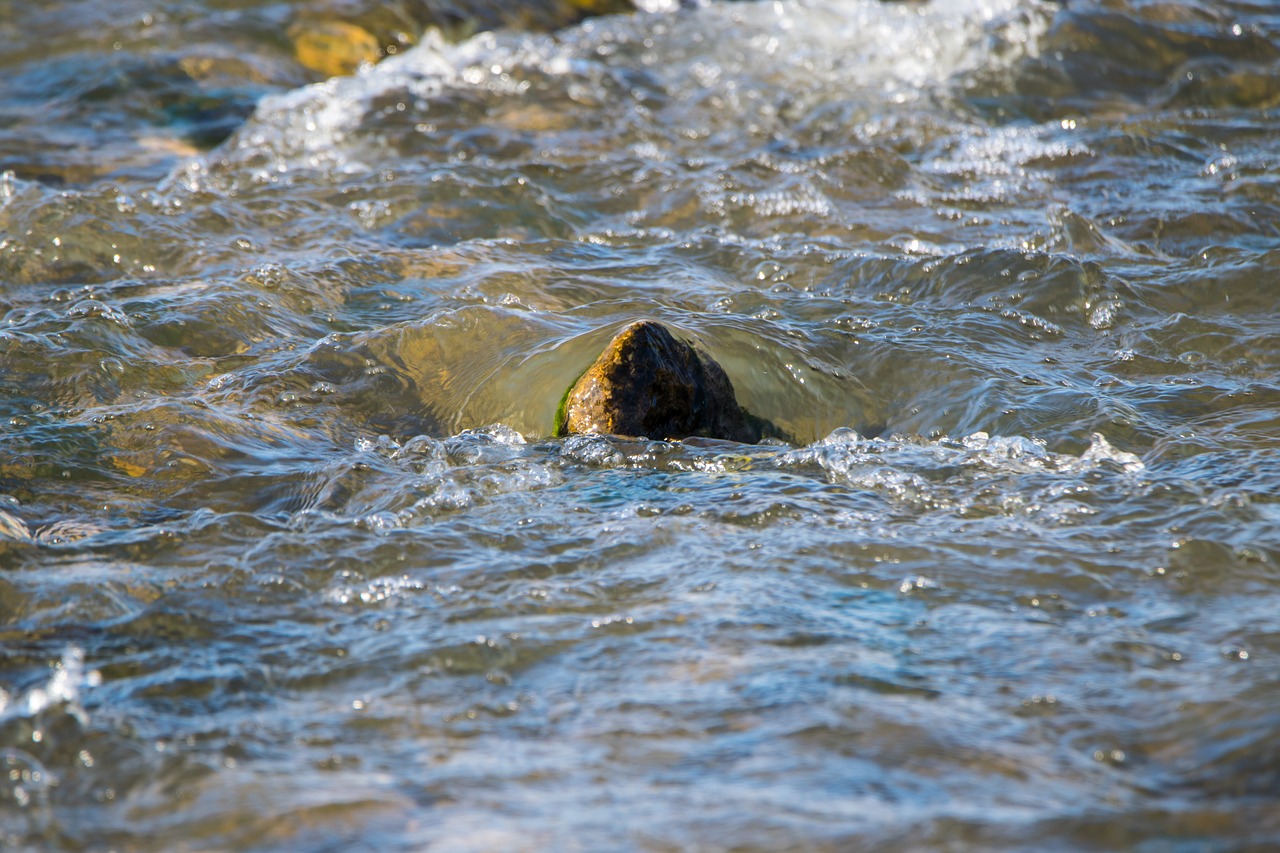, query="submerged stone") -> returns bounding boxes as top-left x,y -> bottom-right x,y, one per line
287,0 -> 635,78
289,20 -> 383,78
555,321 -> 776,443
